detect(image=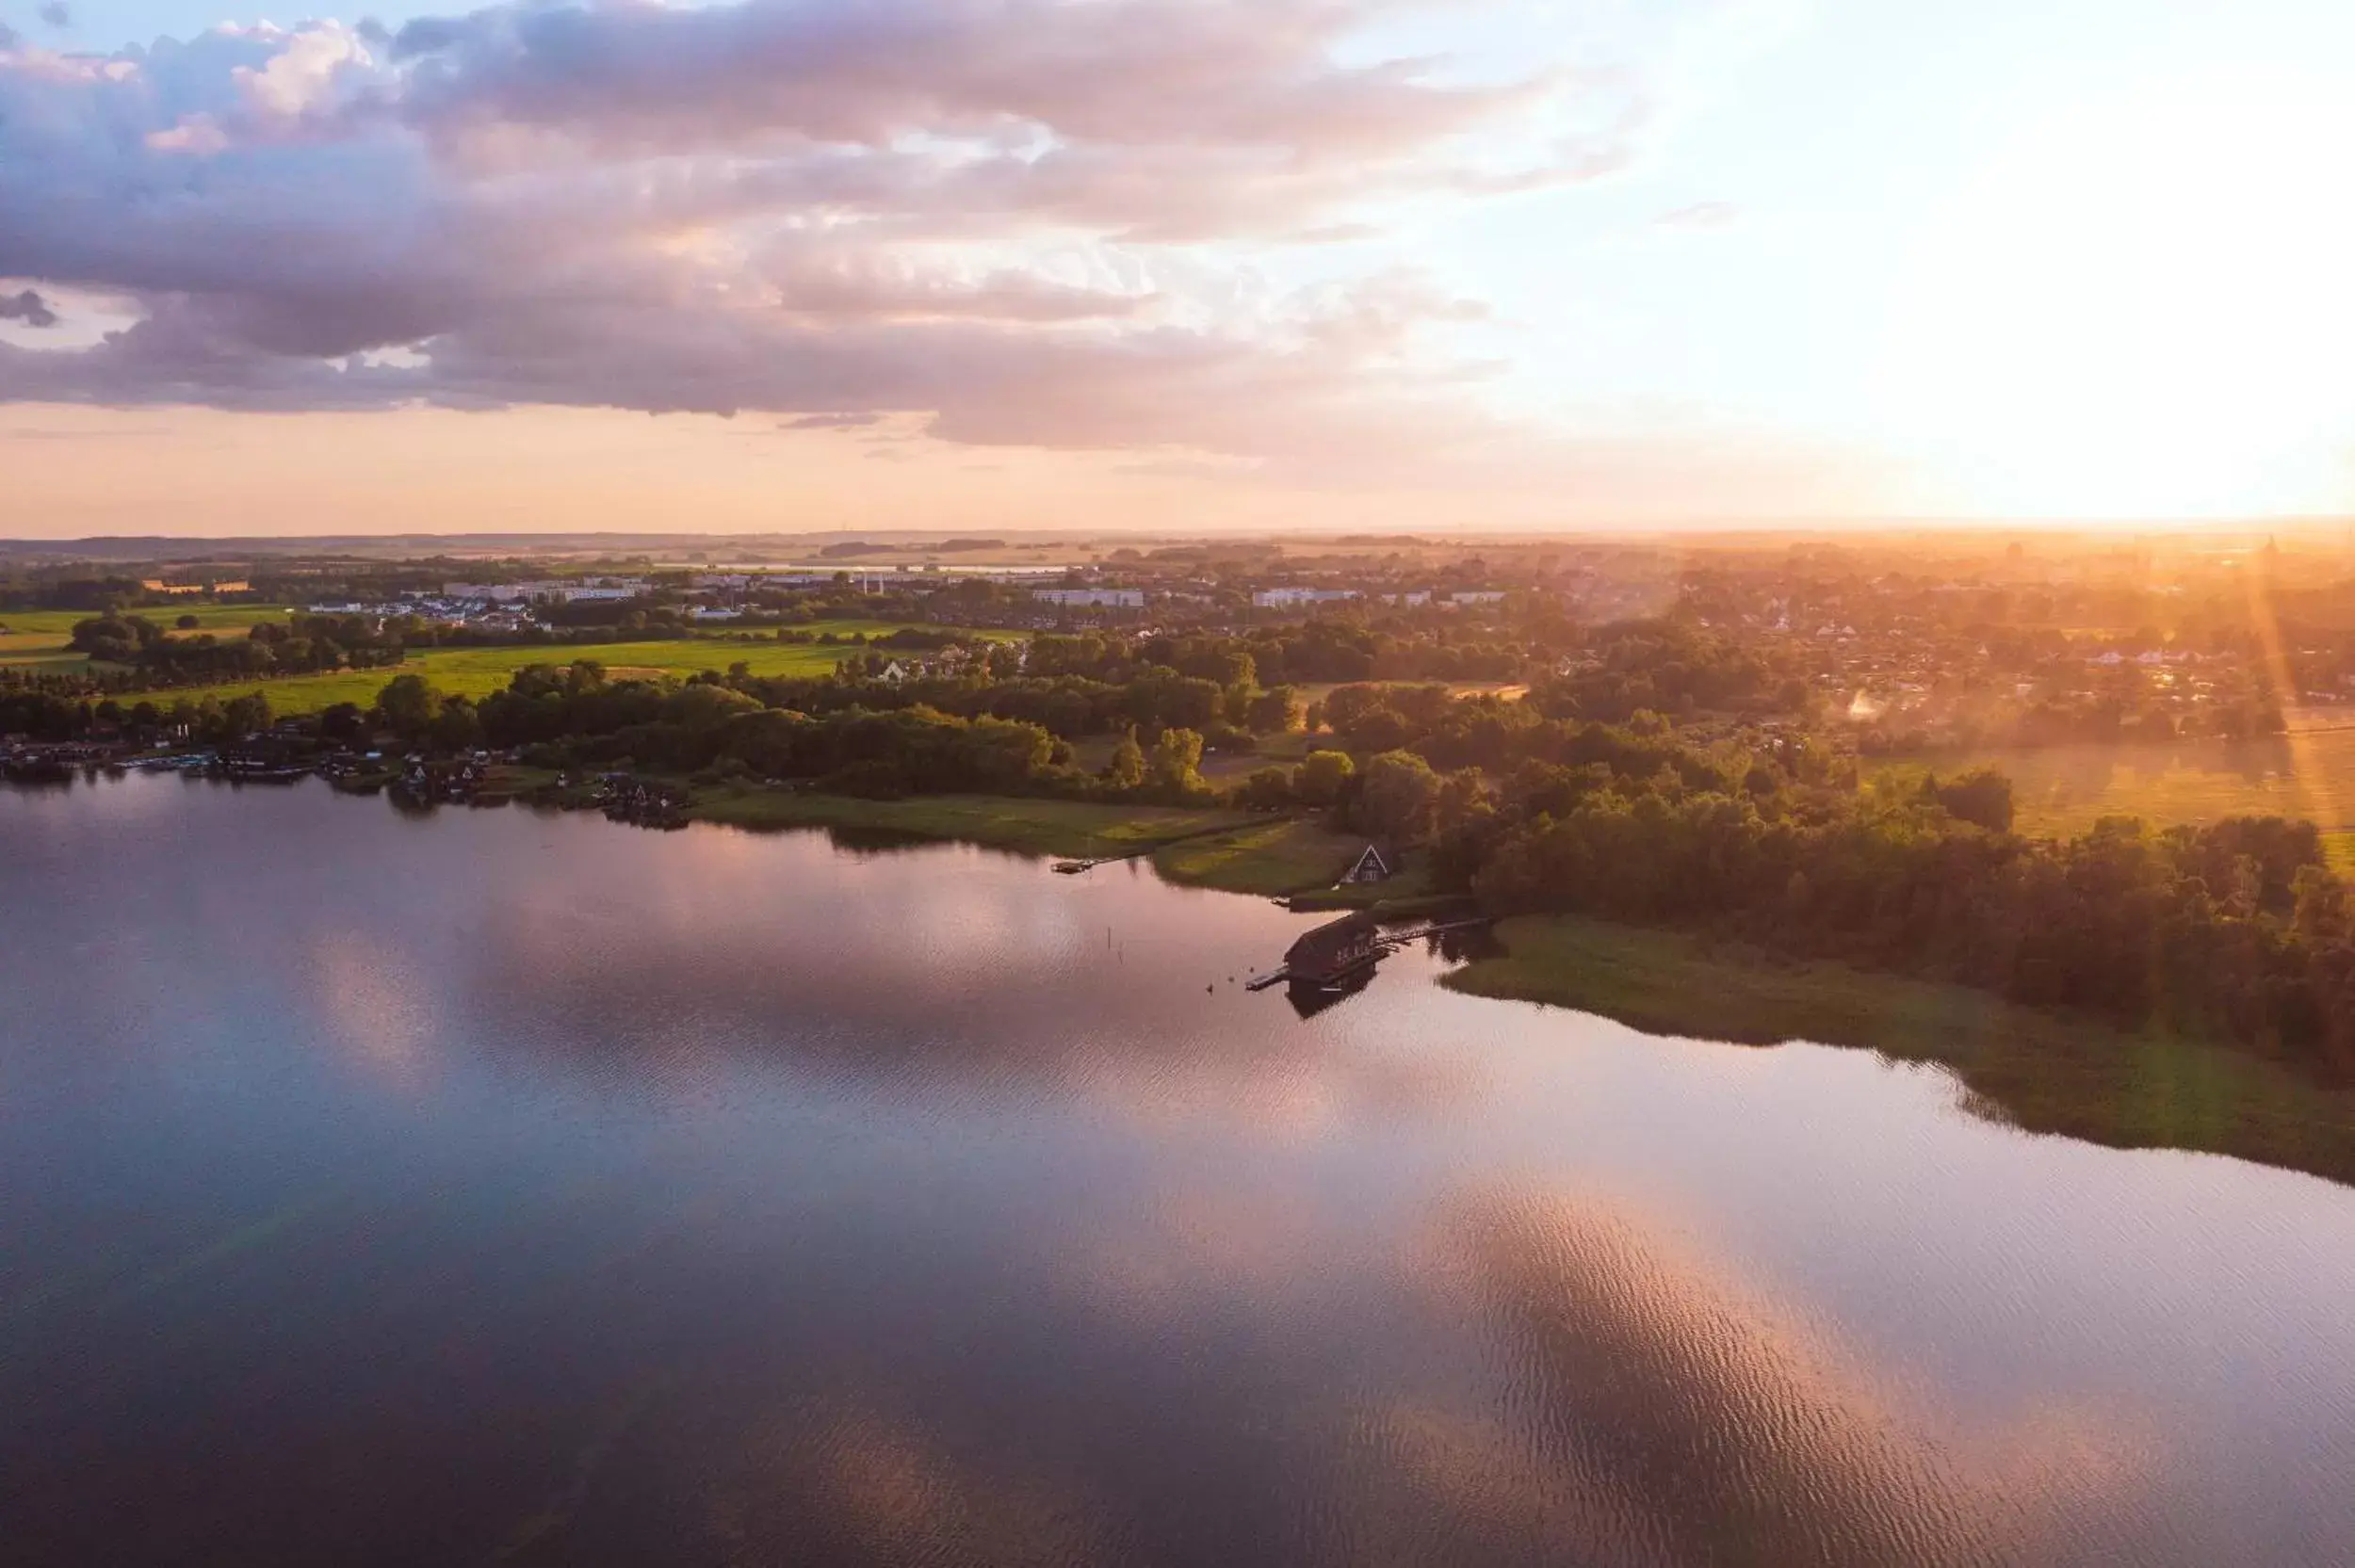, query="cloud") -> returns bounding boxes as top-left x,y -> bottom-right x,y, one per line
37,3 -> 70,28
781,412 -> 886,431
0,2 -> 1661,474
0,22 -> 16,50
380,0 -> 1551,162
1407,1187 -> 2152,1563
0,289 -> 58,328
1655,199 -> 1739,229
